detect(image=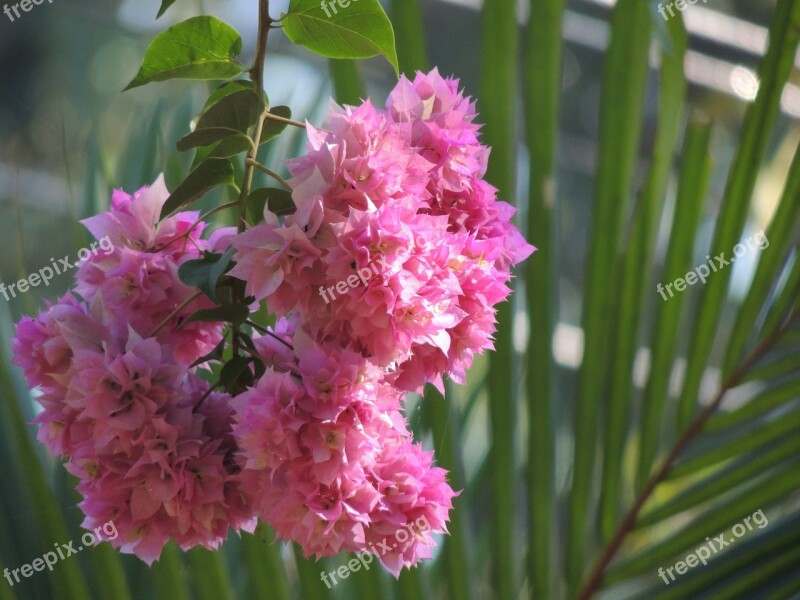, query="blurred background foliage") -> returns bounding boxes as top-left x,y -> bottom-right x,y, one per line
1,0 -> 800,599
